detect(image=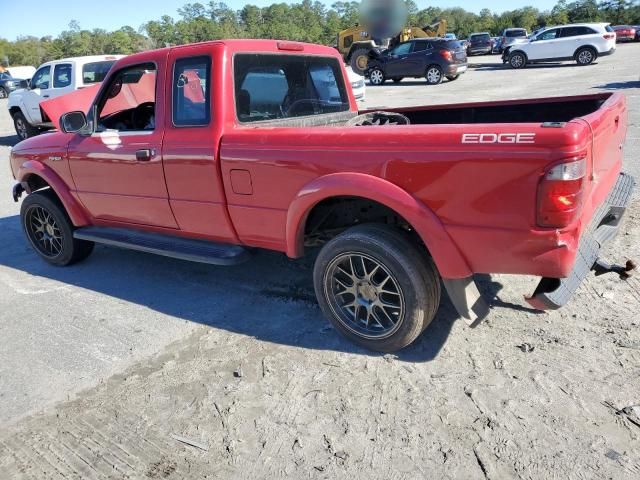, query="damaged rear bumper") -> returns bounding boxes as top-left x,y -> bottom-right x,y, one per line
526,172 -> 635,310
